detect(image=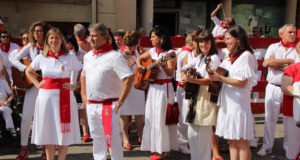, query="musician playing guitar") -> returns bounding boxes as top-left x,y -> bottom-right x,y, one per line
12,21 -> 50,160
136,25 -> 176,160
